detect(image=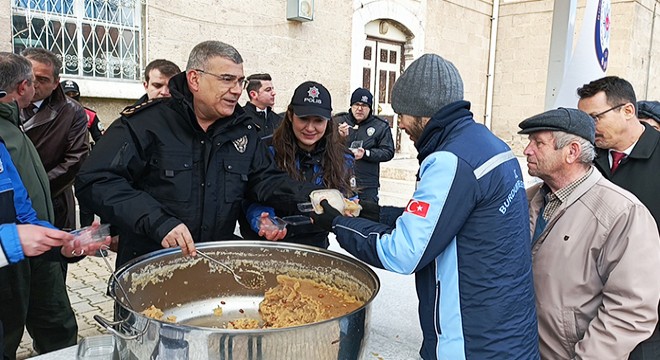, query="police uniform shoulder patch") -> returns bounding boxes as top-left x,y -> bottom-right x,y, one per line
373,115 -> 389,124
121,98 -> 164,117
